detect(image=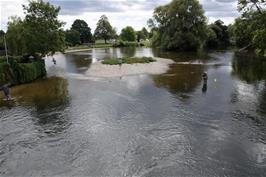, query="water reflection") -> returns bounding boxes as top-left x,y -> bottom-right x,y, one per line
120,47 -> 136,57
153,64 -> 205,96
232,53 -> 266,119
46,53 -> 92,75
0,77 -> 69,109
202,80 -> 208,93
232,54 -> 266,83
152,48 -> 210,62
